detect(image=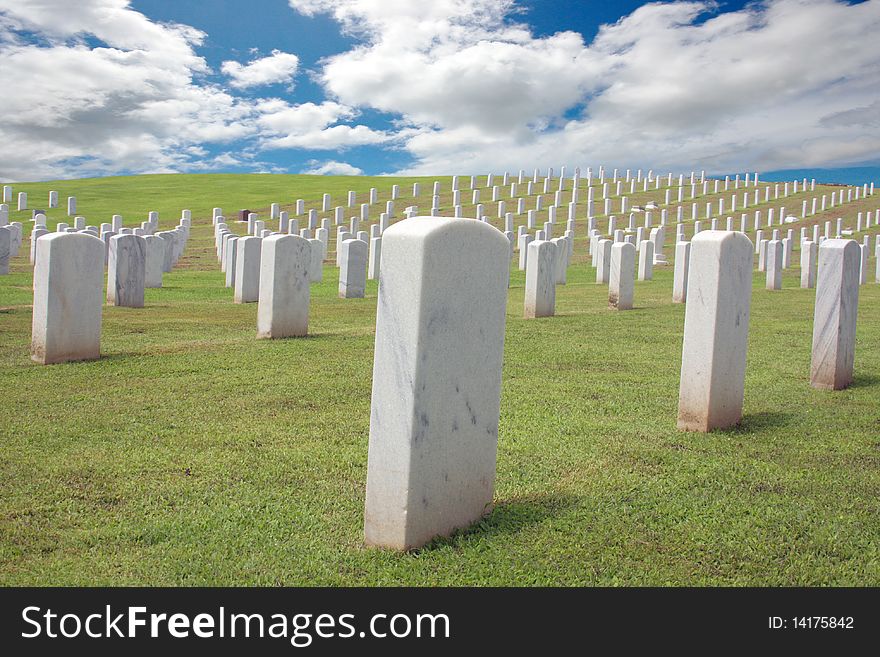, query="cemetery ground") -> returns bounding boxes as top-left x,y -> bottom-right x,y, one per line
1,174 -> 879,586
